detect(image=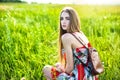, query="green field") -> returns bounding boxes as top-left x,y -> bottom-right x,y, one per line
0,3 -> 120,80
